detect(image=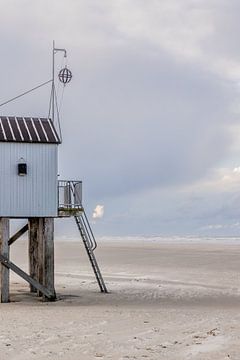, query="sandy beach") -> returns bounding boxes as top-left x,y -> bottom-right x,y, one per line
0,238 -> 240,359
